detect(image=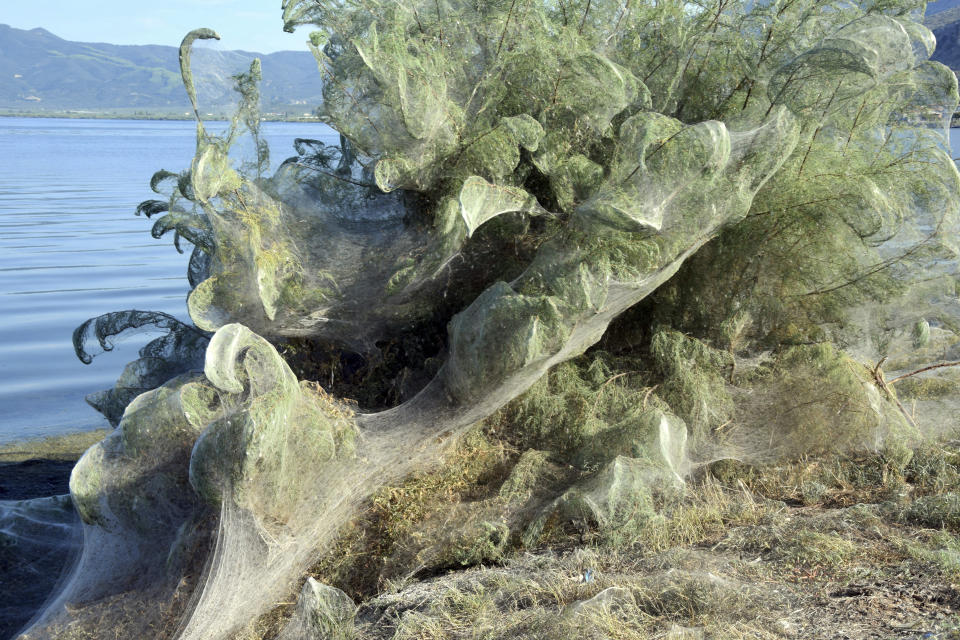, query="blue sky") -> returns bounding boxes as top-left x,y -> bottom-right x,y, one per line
4,0 -> 310,53
8,0 -> 954,53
